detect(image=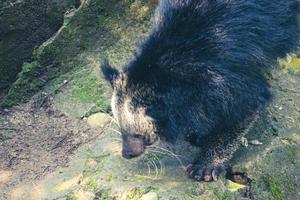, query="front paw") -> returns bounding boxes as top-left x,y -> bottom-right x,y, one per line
186,164 -> 225,182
